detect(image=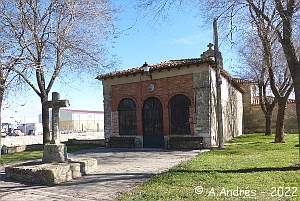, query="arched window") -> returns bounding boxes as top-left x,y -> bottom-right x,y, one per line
169,94 -> 191,135
118,98 -> 137,135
